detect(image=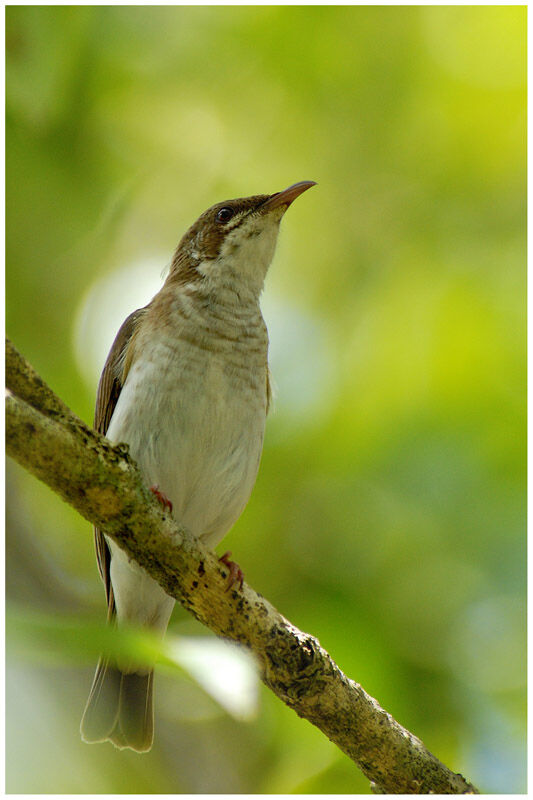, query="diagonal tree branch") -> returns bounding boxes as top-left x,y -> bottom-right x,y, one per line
5,338 -> 479,794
